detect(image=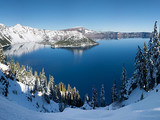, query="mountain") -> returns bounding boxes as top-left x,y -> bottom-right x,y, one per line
0,23 -> 152,47
51,35 -> 98,48
0,23 -> 85,46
